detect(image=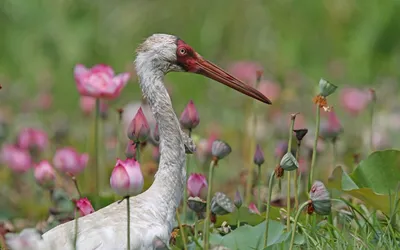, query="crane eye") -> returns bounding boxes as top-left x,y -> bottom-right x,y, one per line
178,48 -> 187,56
